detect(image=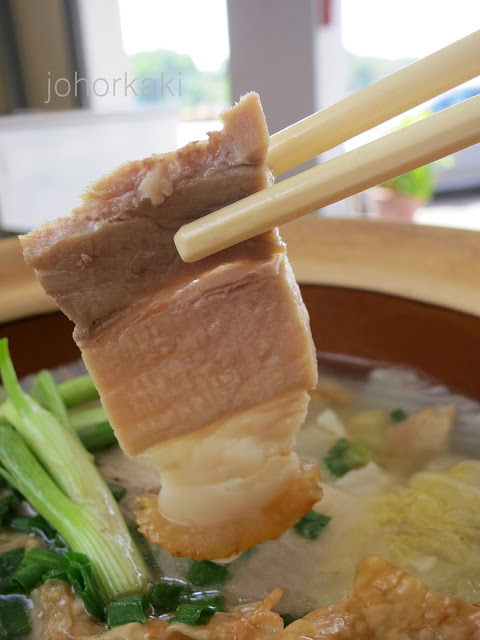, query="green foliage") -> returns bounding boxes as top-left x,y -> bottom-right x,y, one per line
129,49 -> 230,107
347,55 -> 453,203
347,53 -> 417,93
379,111 -> 451,202
381,165 -> 436,202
